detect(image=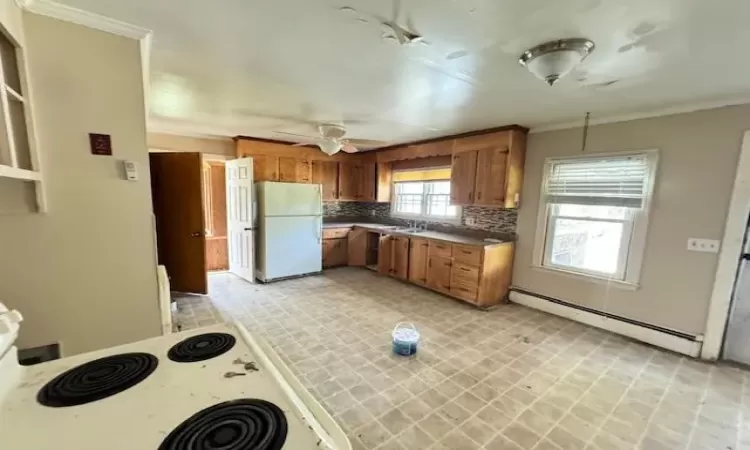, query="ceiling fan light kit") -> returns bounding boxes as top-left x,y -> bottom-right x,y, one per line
519,38 -> 595,86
